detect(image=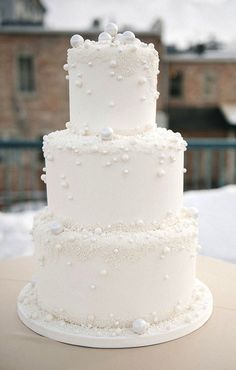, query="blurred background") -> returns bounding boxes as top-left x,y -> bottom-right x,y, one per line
0,0 -> 236,261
